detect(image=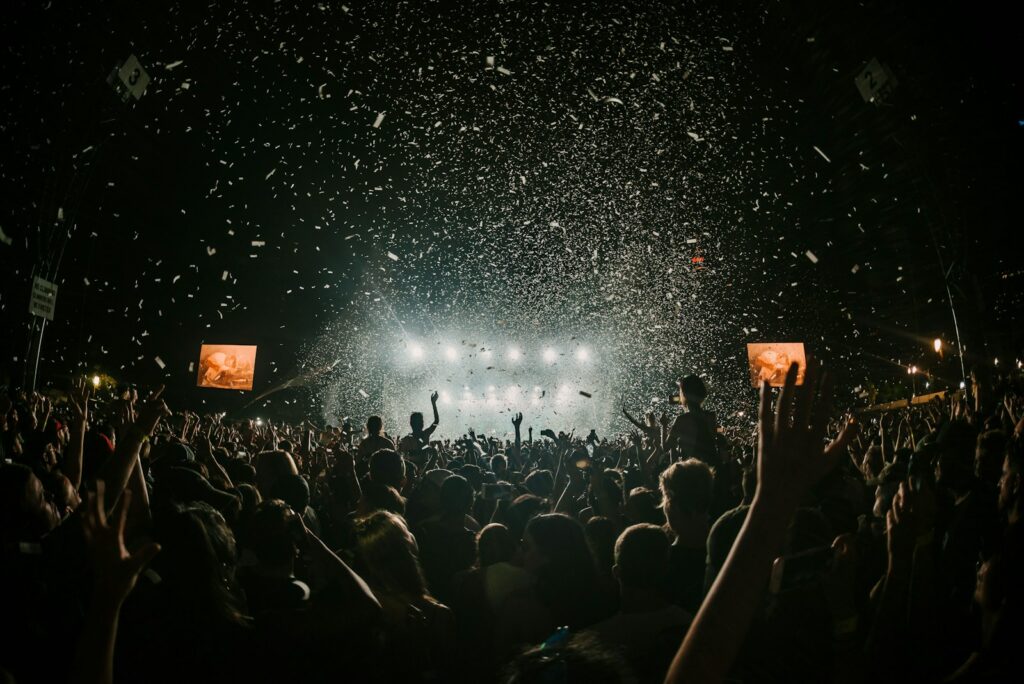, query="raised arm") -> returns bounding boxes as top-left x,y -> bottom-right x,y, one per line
65,378 -> 91,491
96,387 -> 170,512
665,362 -> 855,684
511,412 -> 523,470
